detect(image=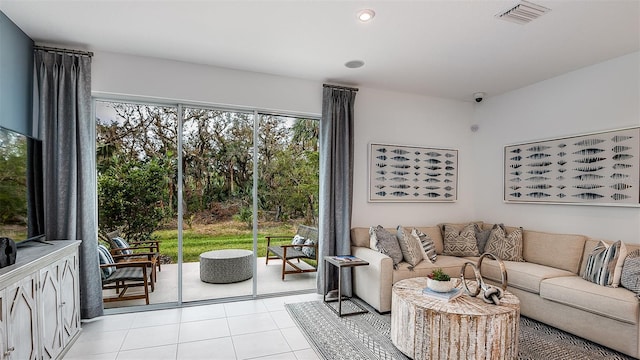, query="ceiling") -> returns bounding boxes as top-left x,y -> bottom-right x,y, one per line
1,0 -> 639,102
